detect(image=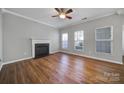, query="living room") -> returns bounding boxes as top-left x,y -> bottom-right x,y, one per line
0,8 -> 124,84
